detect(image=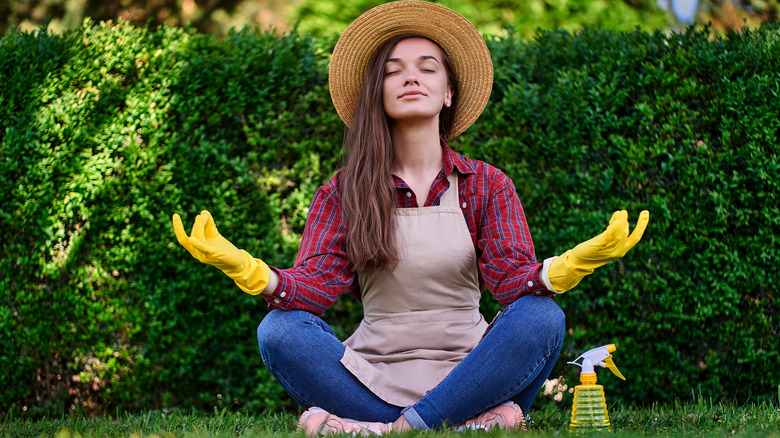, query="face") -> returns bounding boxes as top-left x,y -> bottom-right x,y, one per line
382,38 -> 454,124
